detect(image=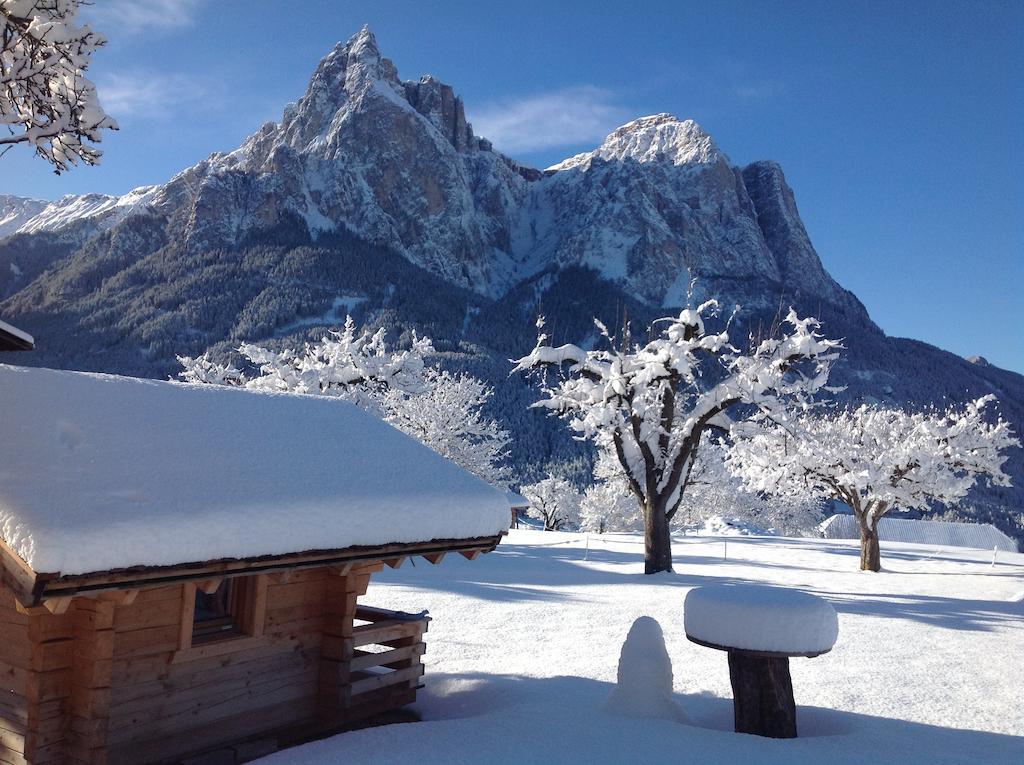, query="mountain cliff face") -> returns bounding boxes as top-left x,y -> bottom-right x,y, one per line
0,27 -> 861,310
0,27 -> 1020,543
